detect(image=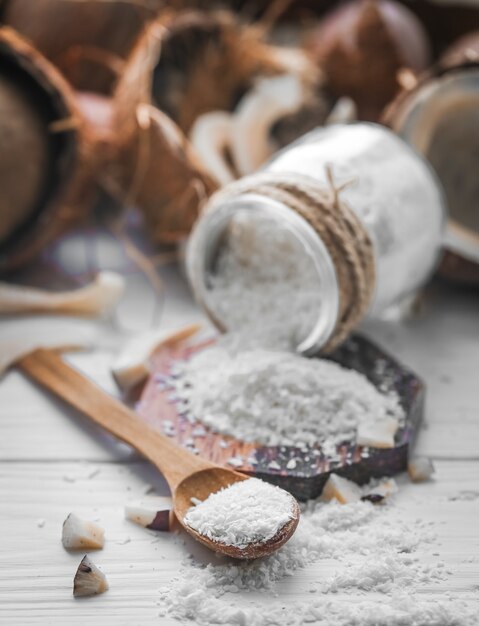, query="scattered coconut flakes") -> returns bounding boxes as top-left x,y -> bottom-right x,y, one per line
408,457 -> 435,483
125,497 -> 173,532
159,492 -> 475,626
36,518 -> 46,528
183,478 -> 296,549
175,345 -> 404,448
73,555 -> 109,598
62,513 -> 105,550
